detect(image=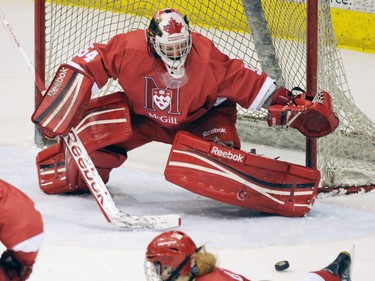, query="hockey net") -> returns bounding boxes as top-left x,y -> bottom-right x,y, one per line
34,0 -> 375,192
